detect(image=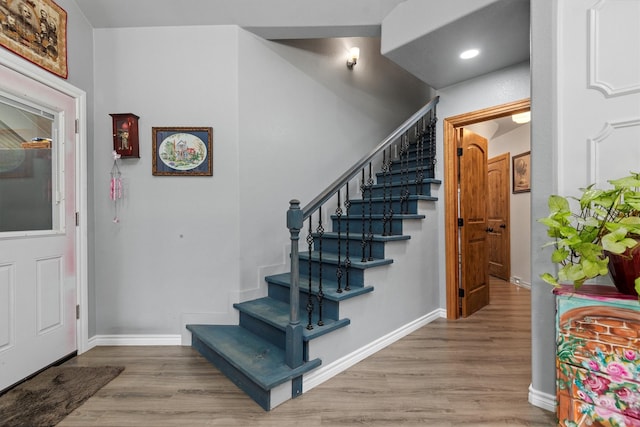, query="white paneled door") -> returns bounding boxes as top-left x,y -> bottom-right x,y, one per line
0,63 -> 77,391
